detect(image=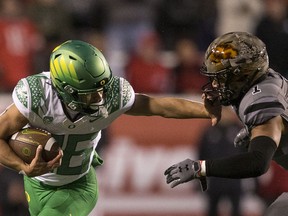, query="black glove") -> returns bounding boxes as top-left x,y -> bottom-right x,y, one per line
164,159 -> 207,191
234,127 -> 250,148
